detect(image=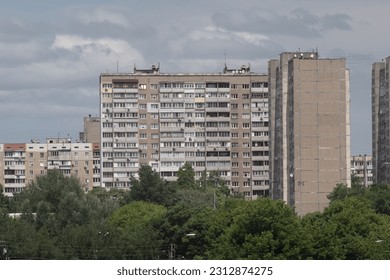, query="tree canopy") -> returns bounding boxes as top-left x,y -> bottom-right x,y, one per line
2,168 -> 390,260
